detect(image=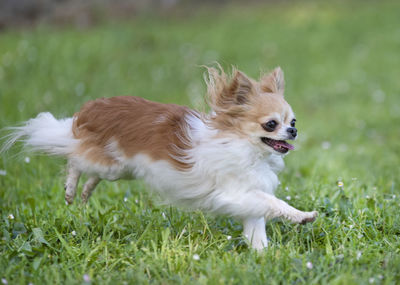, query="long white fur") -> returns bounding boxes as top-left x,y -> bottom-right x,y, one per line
1,112 -> 77,155
1,112 -> 317,250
